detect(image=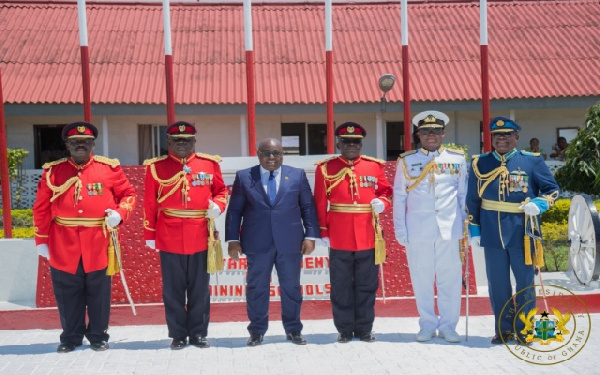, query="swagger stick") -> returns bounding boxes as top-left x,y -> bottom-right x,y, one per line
528,214 -> 549,313
465,238 -> 470,341
110,230 -> 137,315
